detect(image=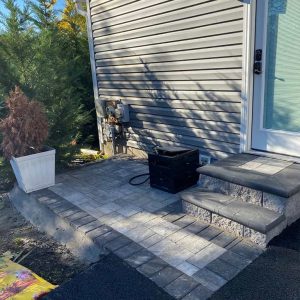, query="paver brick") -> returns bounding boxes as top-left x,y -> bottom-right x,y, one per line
187,243 -> 226,269
168,229 -> 189,243
38,195 -> 59,205
125,249 -> 155,268
70,215 -> 96,229
230,241 -> 263,260
57,207 -> 81,218
144,216 -> 165,228
206,258 -> 240,280
218,250 -> 252,270
83,204 -> 98,213
154,207 -> 175,217
99,202 -> 121,214
185,221 -> 209,235
211,232 -> 237,248
111,219 -> 139,234
145,189 -> 171,202
125,226 -> 155,243
177,262 -> 199,276
118,205 -> 141,217
88,209 -> 105,220
98,211 -> 125,226
159,245 -> 193,268
165,274 -> 199,299
163,212 -> 185,223
165,201 -> 183,213
173,215 -> 196,228
148,239 -> 176,256
33,188 -> 54,198
160,196 -> 180,206
52,203 -> 74,214
76,201 -> 89,209
86,225 -> 112,240
182,284 -> 213,300
140,233 -> 165,248
78,220 -> 103,234
94,230 -> 121,248
65,211 -> 89,222
114,242 -> 143,259
177,234 -> 210,254
151,221 -> 180,237
47,198 -> 66,209
197,226 -> 222,241
129,211 -> 158,224
64,191 -> 86,202
105,235 -> 132,252
150,266 -> 183,288
225,237 -> 242,250
142,201 -> 168,213
193,268 -> 227,292
137,257 -> 168,277
125,195 -> 151,207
